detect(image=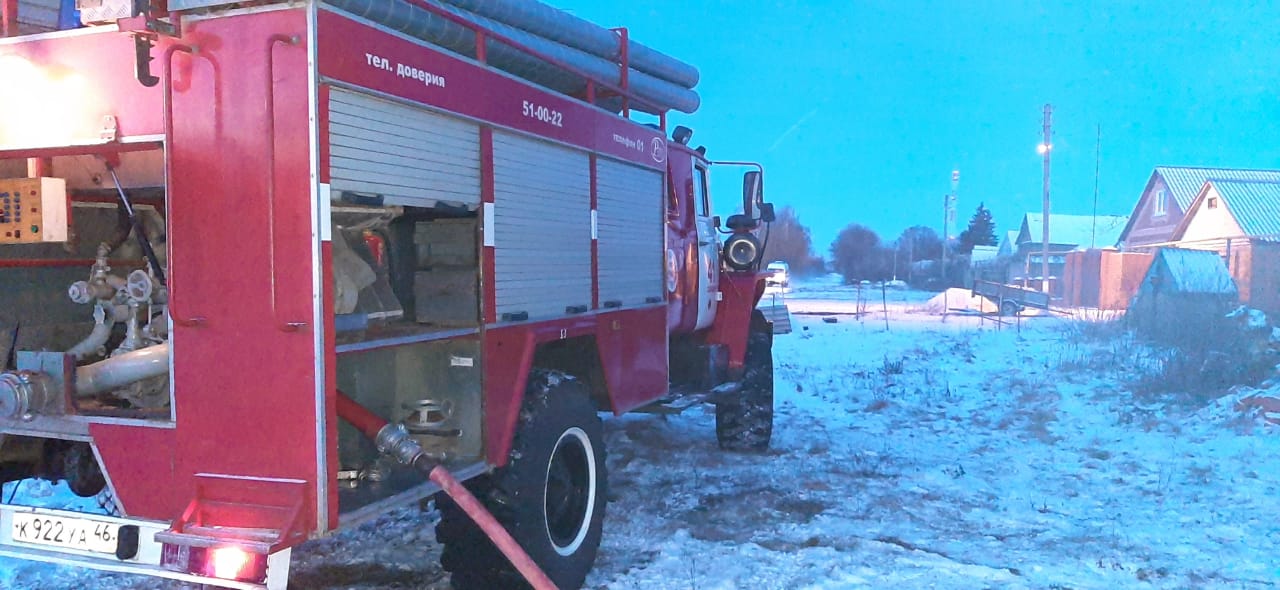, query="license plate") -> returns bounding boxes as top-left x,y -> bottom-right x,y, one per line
10,513 -> 120,555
